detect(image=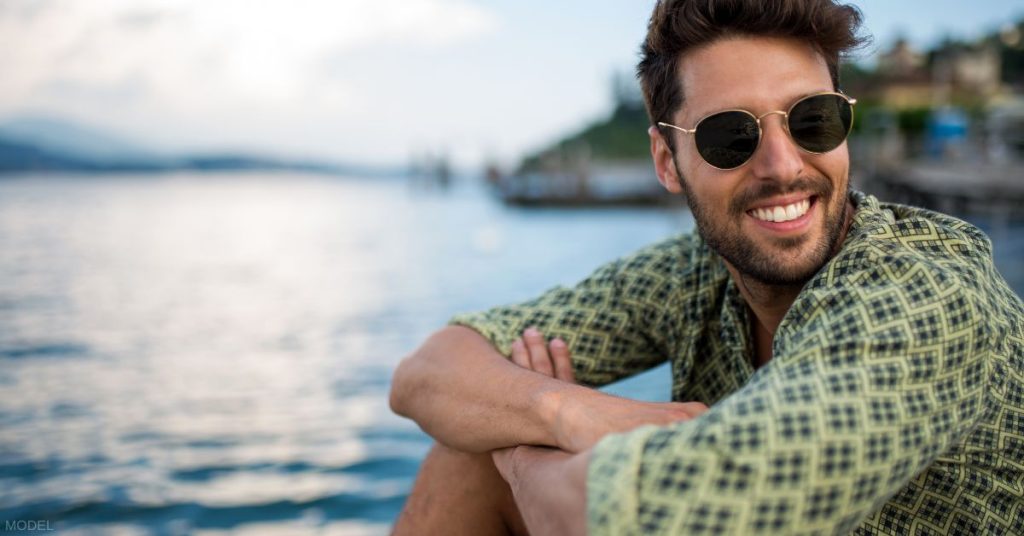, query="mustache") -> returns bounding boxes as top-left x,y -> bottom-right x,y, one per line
730,176 -> 834,215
